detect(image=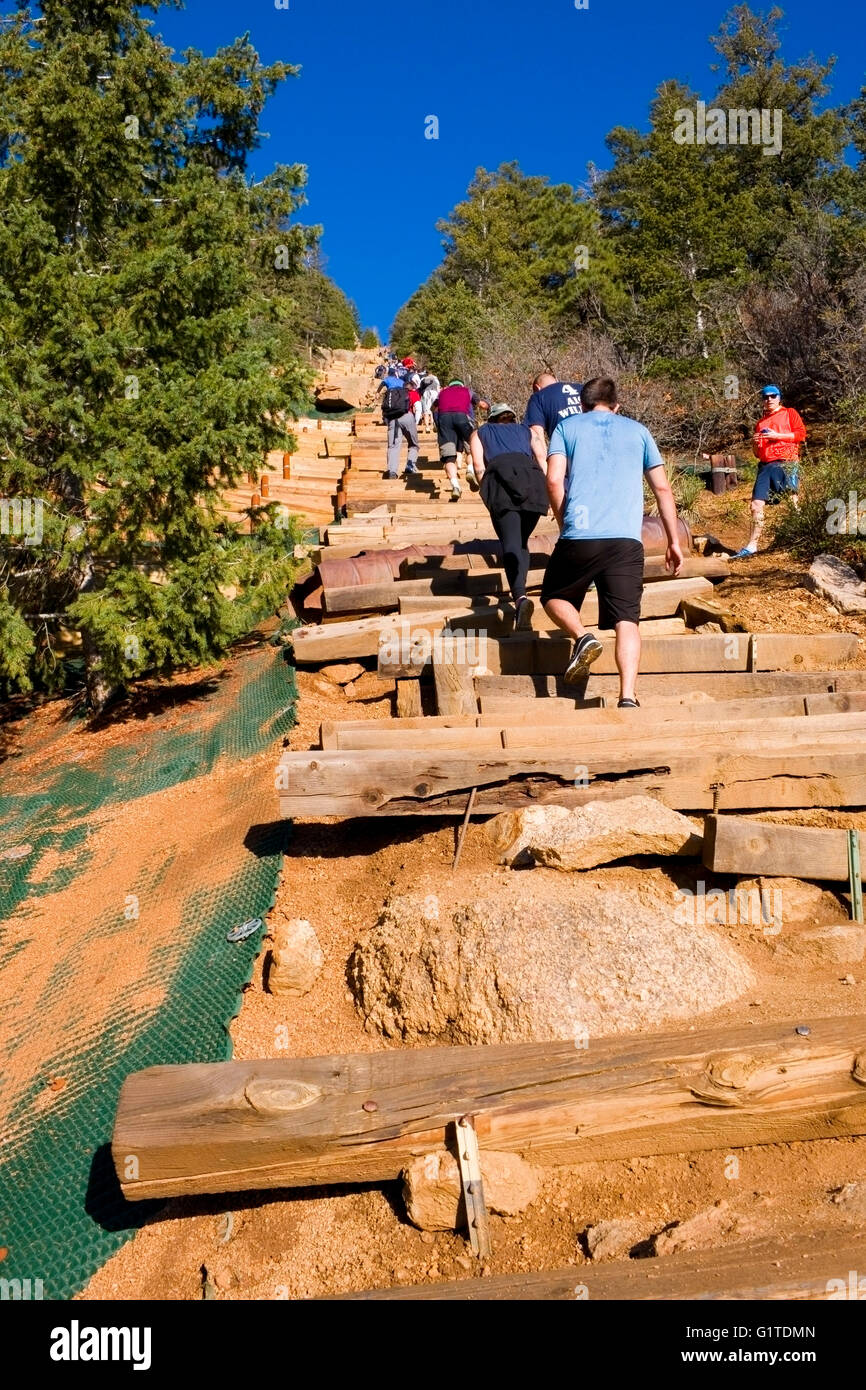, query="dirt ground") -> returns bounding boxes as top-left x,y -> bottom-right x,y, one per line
80,510 -> 866,1299
5,481 -> 860,1302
